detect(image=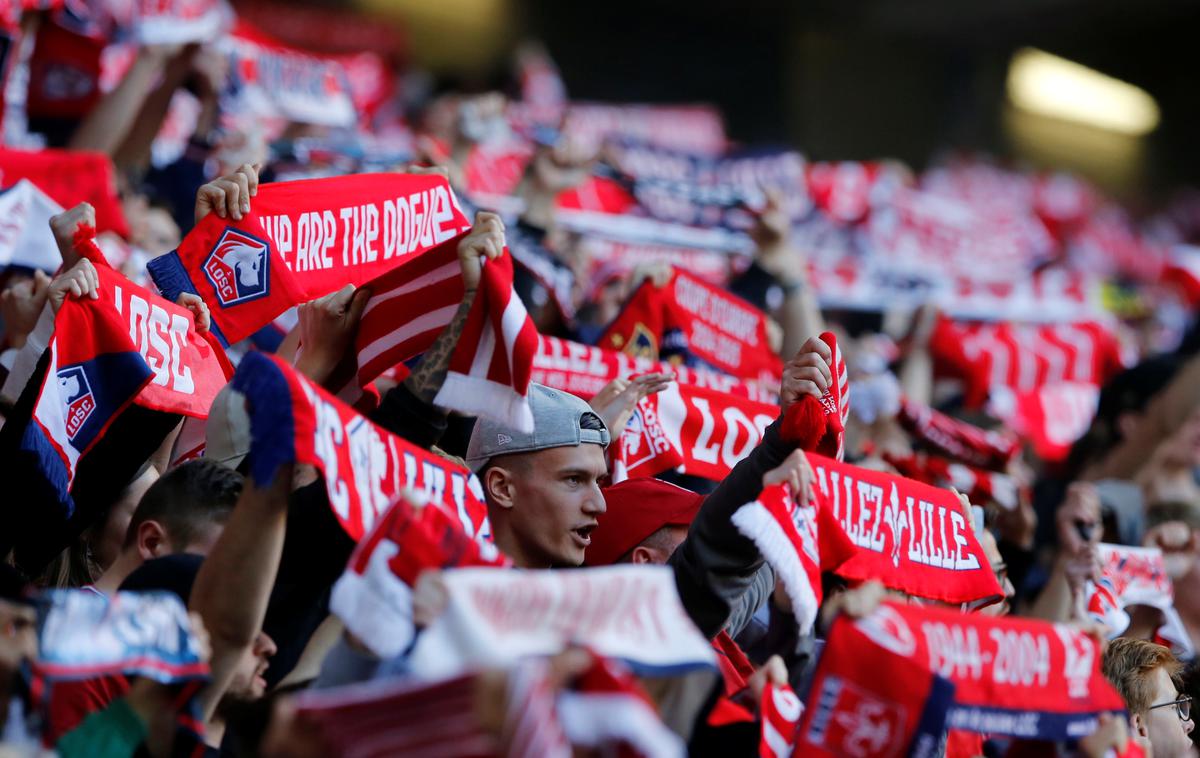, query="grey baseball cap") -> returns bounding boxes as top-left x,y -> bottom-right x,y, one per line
204,383 -> 251,470
466,383 -> 610,472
